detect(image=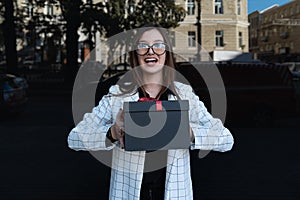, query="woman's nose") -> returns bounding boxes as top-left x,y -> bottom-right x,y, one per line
147,47 -> 155,55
